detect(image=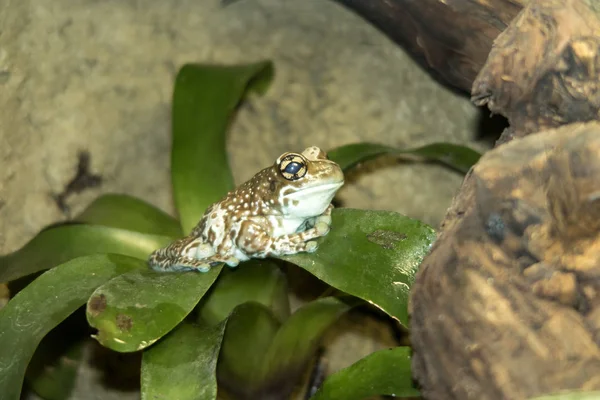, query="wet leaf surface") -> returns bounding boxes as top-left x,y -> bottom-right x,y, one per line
141,321 -> 226,400
0,225 -> 173,283
198,259 -> 290,326
75,194 -> 182,237
310,347 -> 419,400
218,297 -> 351,399
86,266 -> 222,352
280,208 -> 436,326
0,254 -> 143,400
172,62 -> 274,232
329,142 -> 482,174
